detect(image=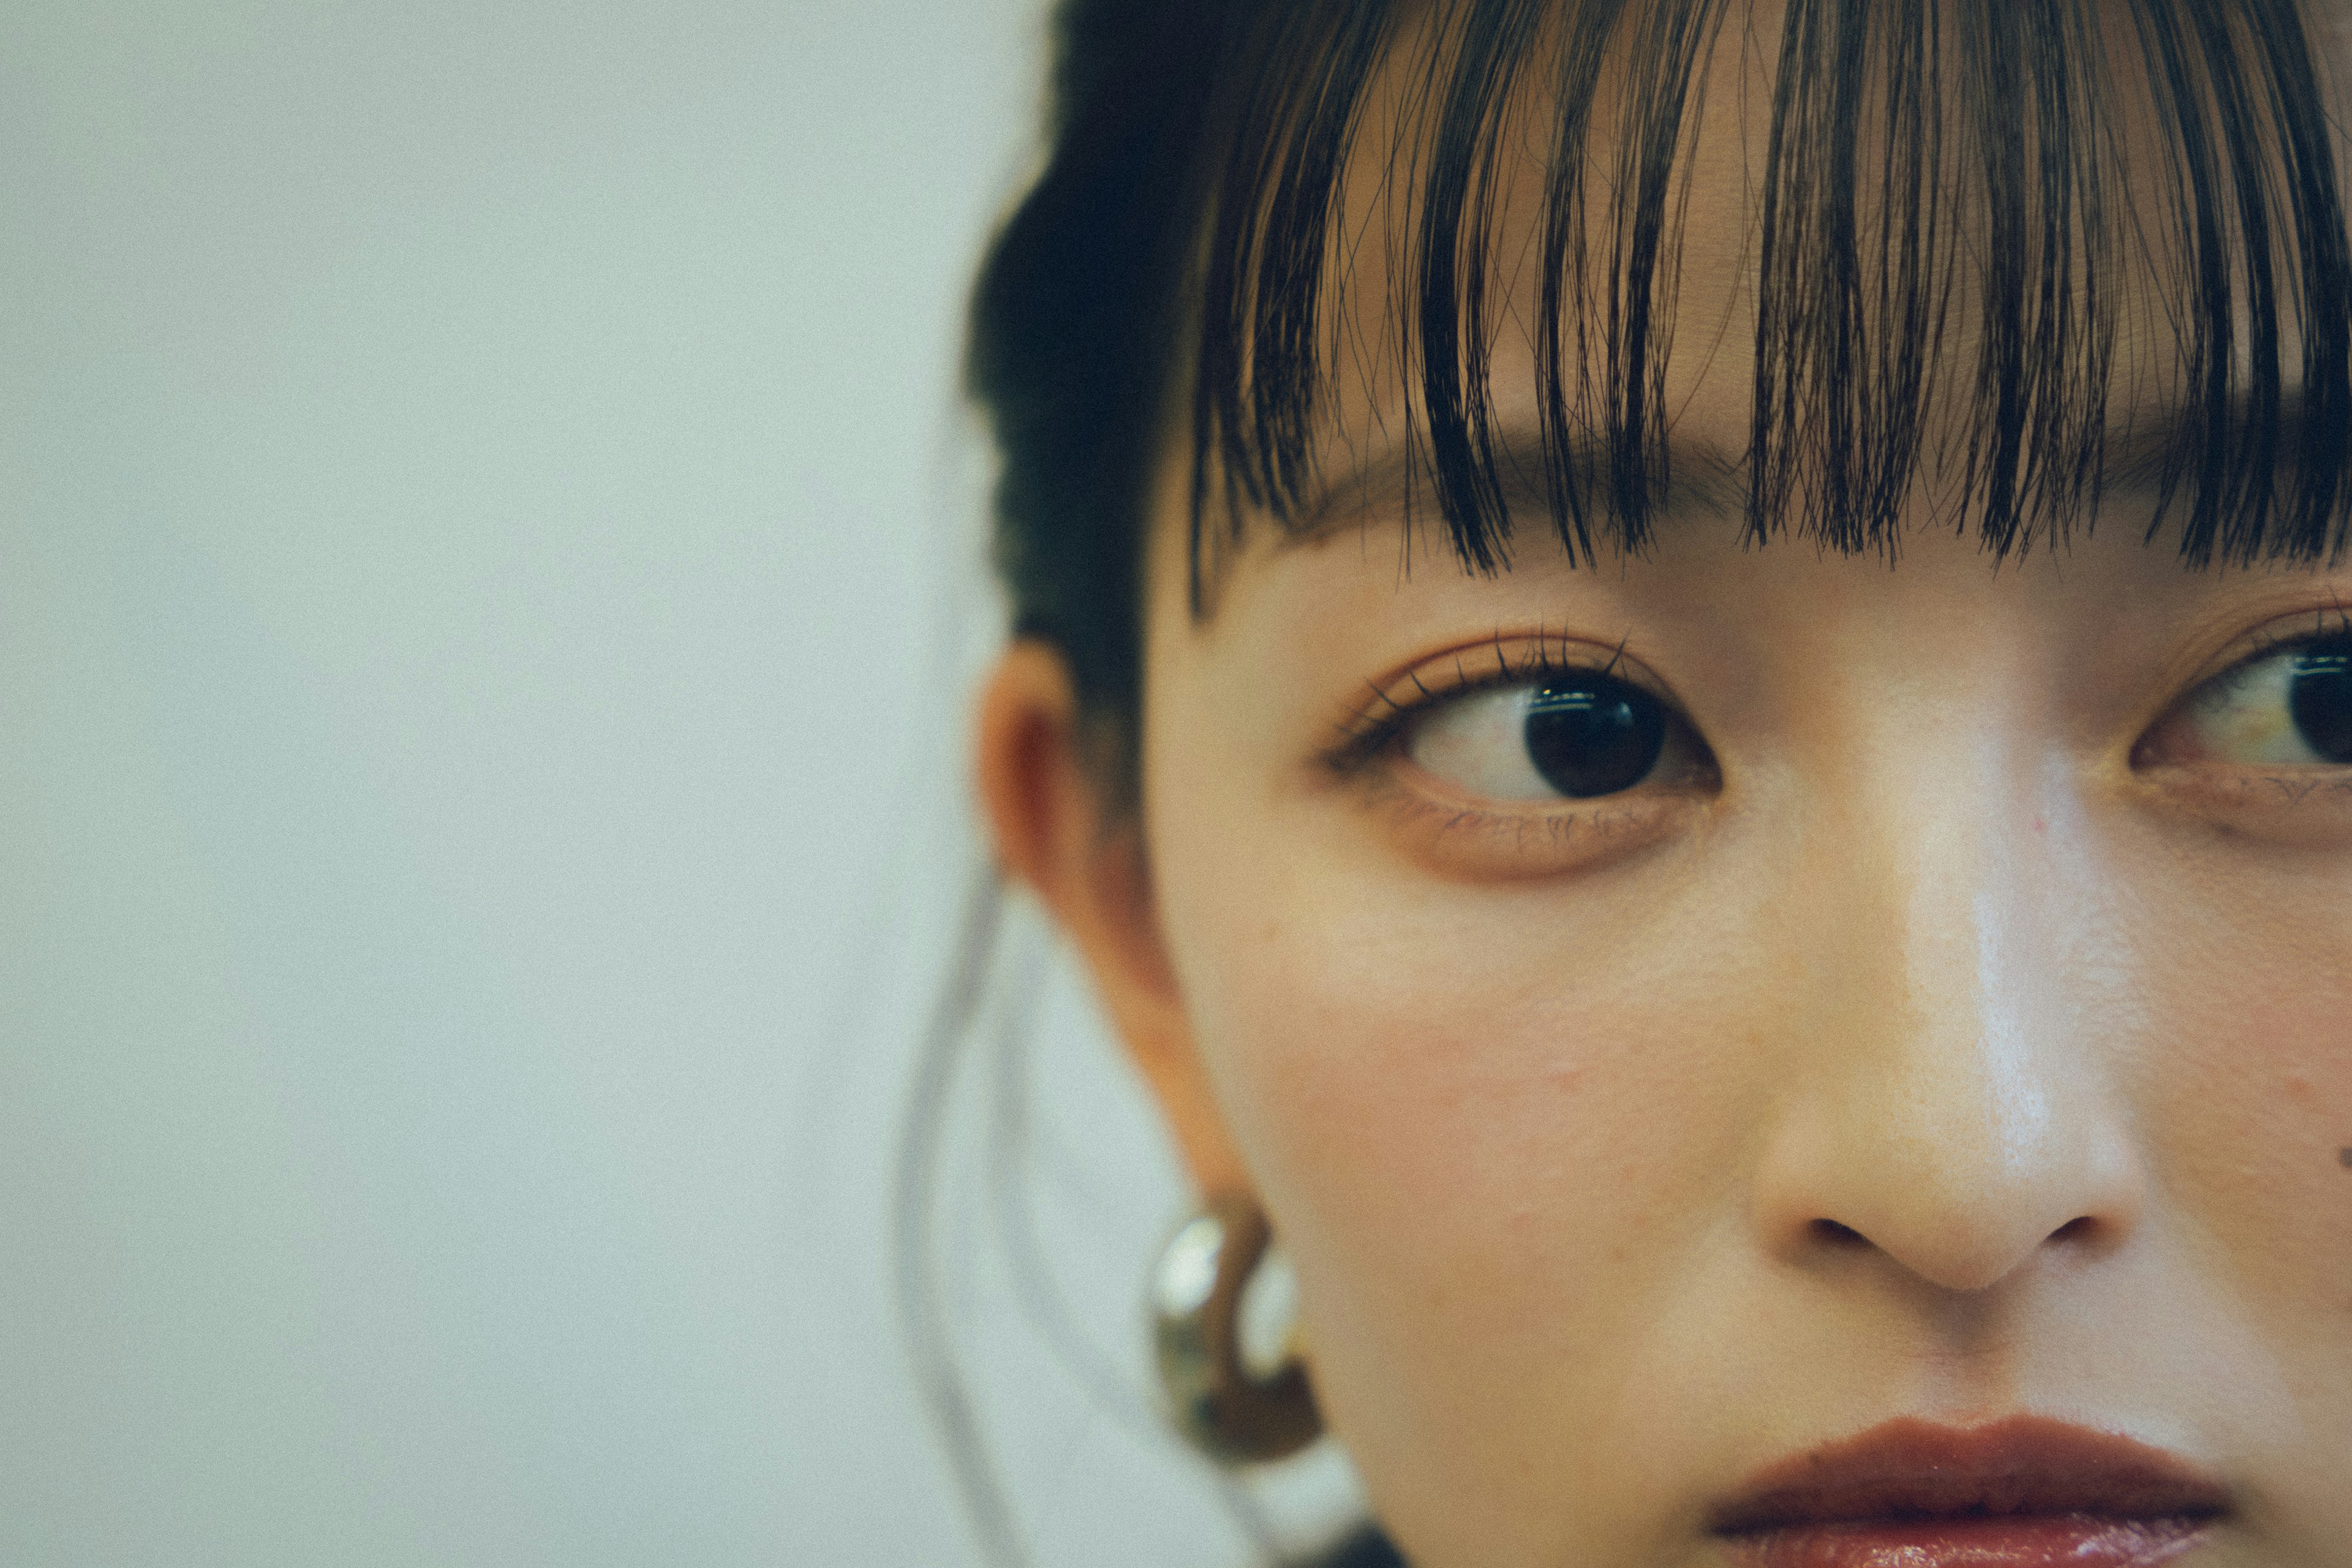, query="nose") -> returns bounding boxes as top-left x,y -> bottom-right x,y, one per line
1748,726 -> 2146,1296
